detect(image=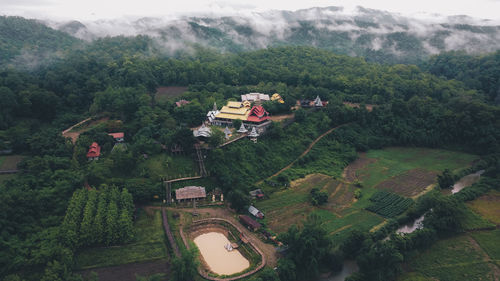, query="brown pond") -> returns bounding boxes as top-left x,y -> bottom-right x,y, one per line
194,232 -> 249,275
451,170 -> 484,194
